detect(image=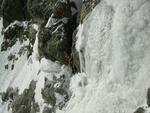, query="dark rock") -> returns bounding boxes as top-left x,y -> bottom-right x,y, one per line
30,102 -> 40,113
27,0 -> 56,25
38,26 -> 71,64
29,80 -> 36,90
42,106 -> 53,113
54,75 -> 69,97
1,92 -> 7,101
11,64 -> 14,70
24,24 -> 37,45
1,21 -> 36,58
11,80 -> 39,113
0,0 -> 3,16
1,87 -> 19,102
42,76 -> 70,110
18,46 -> 27,56
5,64 -> 8,69
53,0 -> 72,19
134,107 -> 145,113
1,22 -> 25,51
8,53 -> 16,61
147,87 -> 150,106
41,78 -> 56,106
2,0 -> 30,28
38,0 -> 78,65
